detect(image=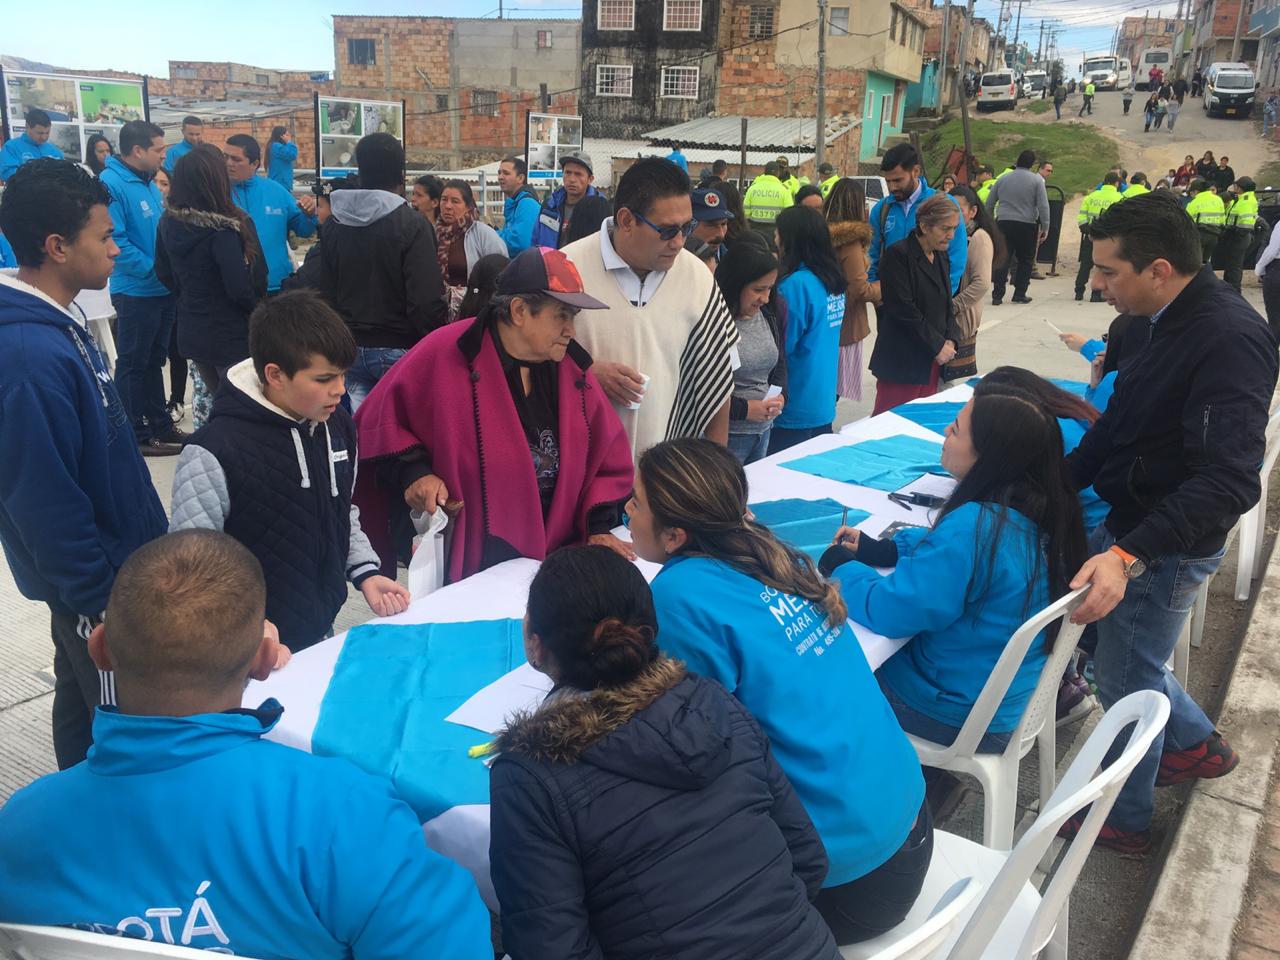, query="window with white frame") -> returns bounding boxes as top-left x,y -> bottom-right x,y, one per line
596,64 -> 634,97
598,0 -> 635,30
865,91 -> 874,119
830,6 -> 850,35
748,4 -> 775,39
661,65 -> 700,99
664,0 -> 702,31
537,30 -> 553,48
